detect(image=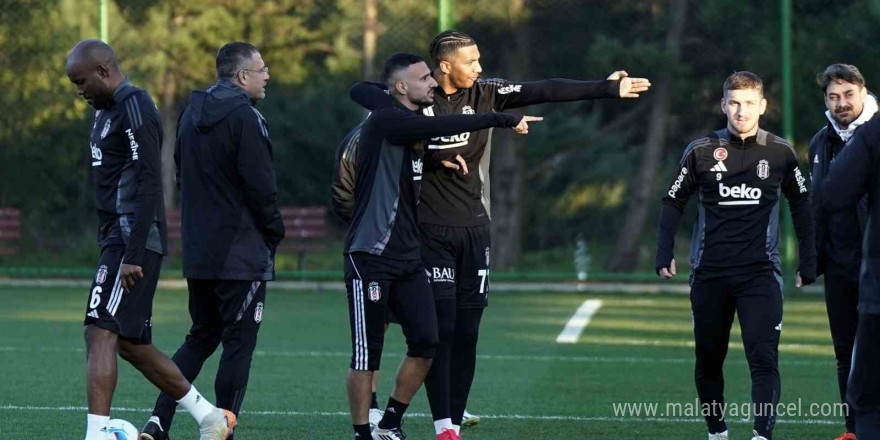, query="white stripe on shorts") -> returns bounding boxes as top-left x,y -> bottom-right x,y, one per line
349,255 -> 368,370
107,257 -> 124,316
